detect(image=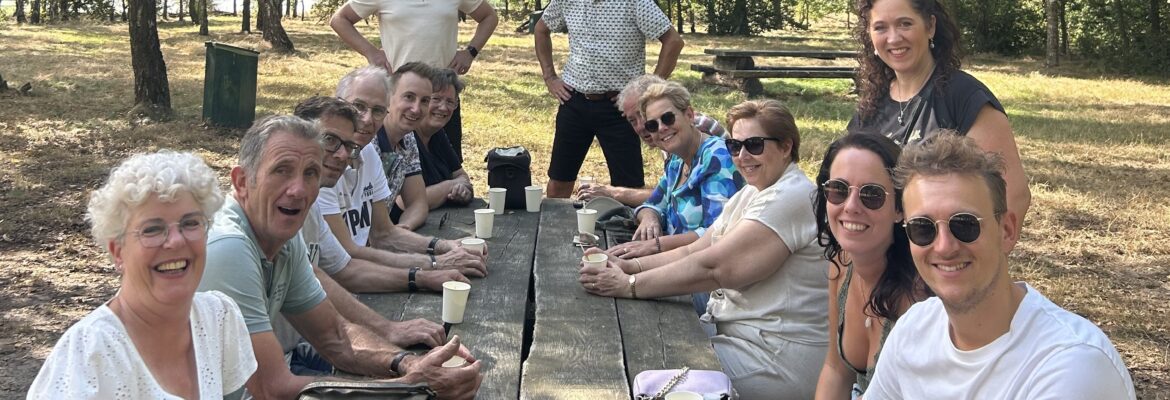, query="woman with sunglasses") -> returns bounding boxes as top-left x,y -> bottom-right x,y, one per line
579,99 -> 827,398
28,151 -> 256,399
848,0 -> 1030,235
607,81 -> 743,262
812,134 -> 931,399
